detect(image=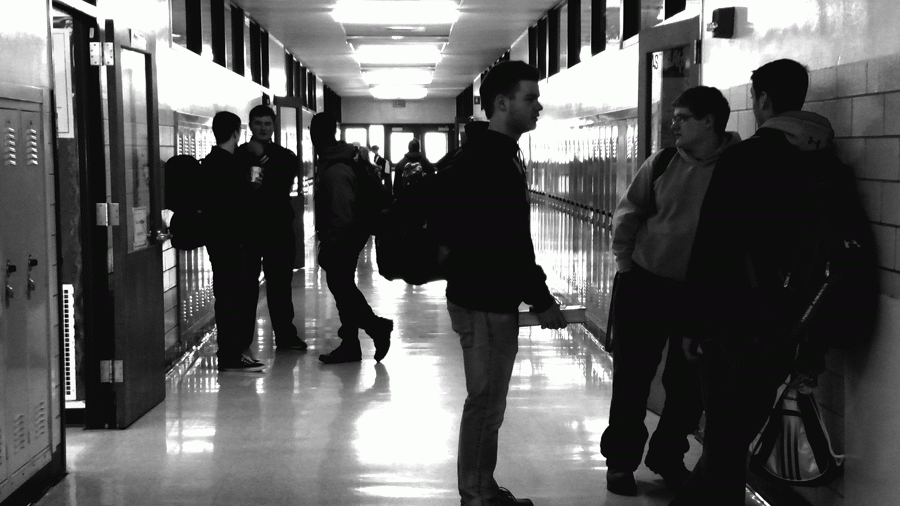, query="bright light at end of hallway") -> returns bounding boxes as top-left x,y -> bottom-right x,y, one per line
332,1 -> 460,25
